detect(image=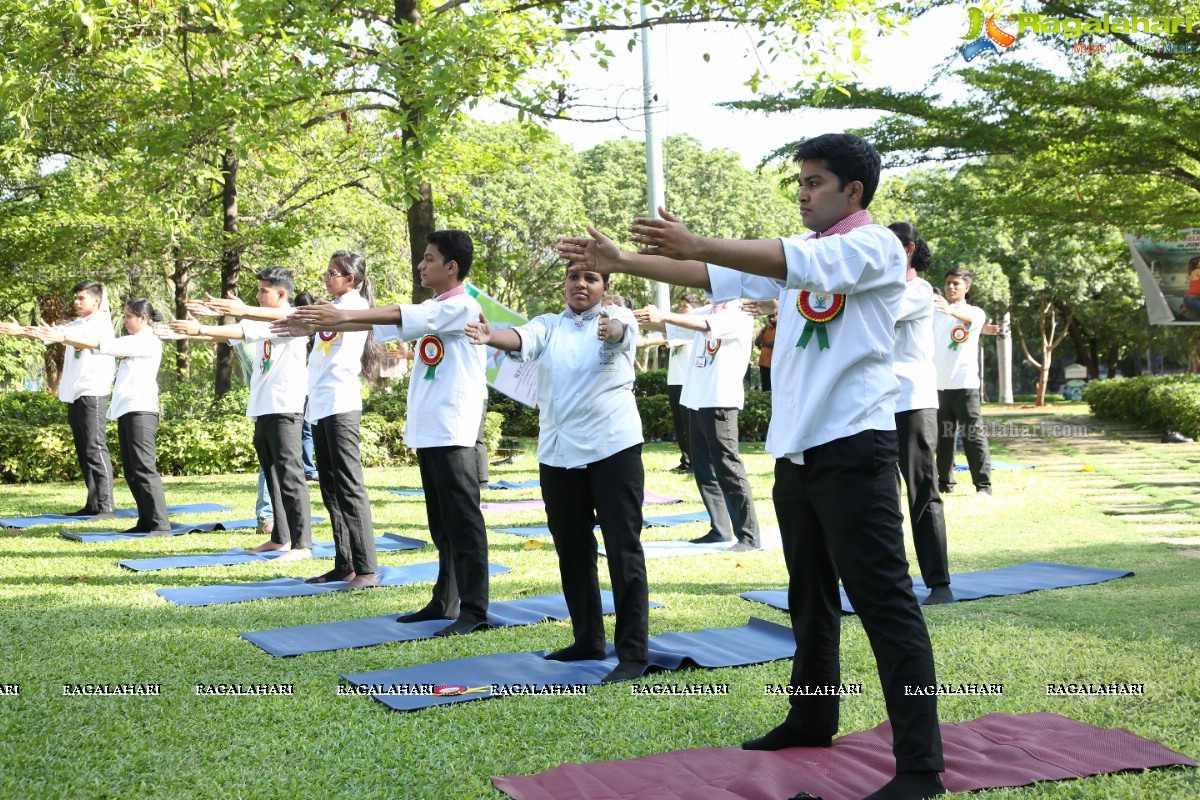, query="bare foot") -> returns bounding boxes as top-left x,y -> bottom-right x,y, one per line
274,548 -> 312,562
340,574 -> 378,592
247,540 -> 289,554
